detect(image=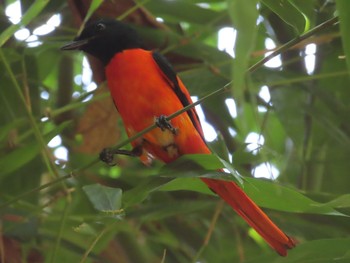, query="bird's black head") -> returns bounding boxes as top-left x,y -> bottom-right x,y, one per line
61,18 -> 143,65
